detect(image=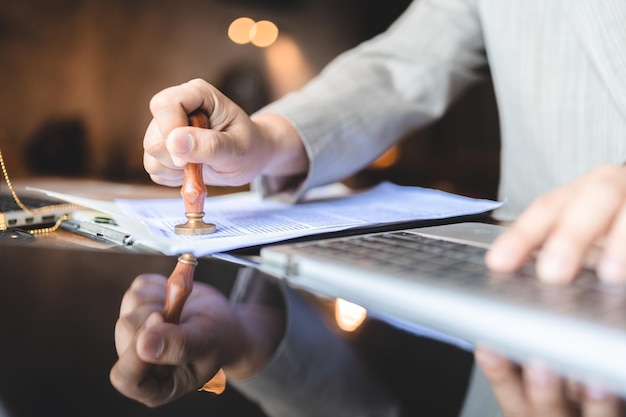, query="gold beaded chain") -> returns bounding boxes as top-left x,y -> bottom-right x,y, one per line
0,147 -> 79,234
